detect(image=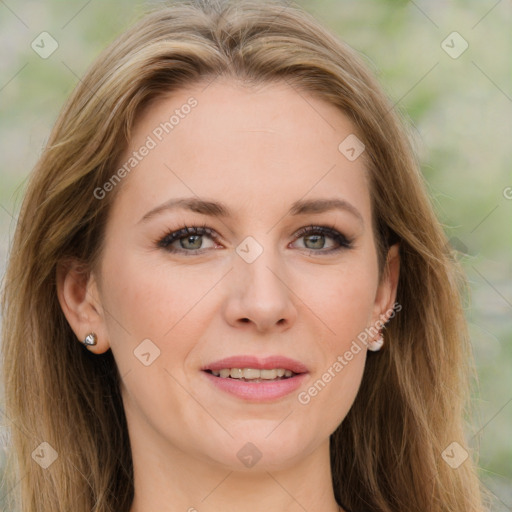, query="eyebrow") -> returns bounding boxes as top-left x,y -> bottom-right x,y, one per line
138,196 -> 364,225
